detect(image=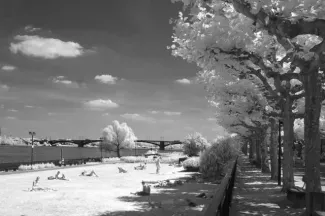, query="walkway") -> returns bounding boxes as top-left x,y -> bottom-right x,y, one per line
230,155 -> 304,216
